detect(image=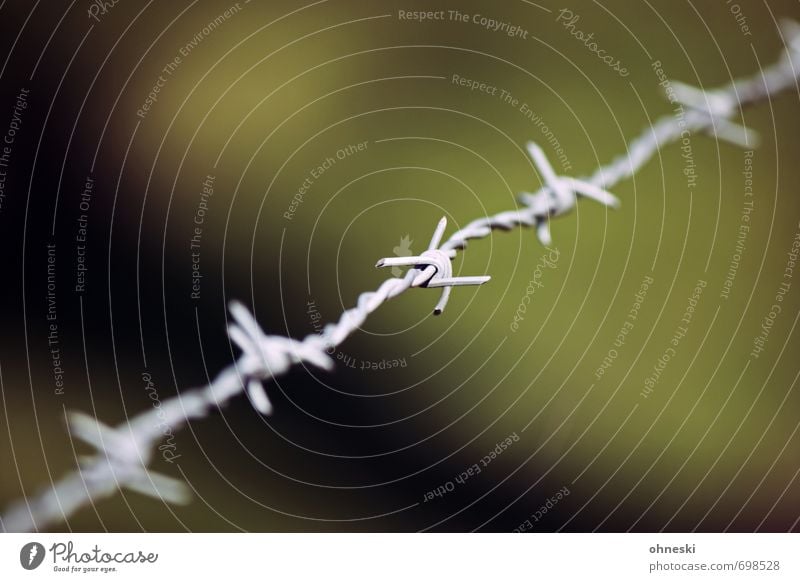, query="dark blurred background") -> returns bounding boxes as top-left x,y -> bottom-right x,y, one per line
0,0 -> 799,532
